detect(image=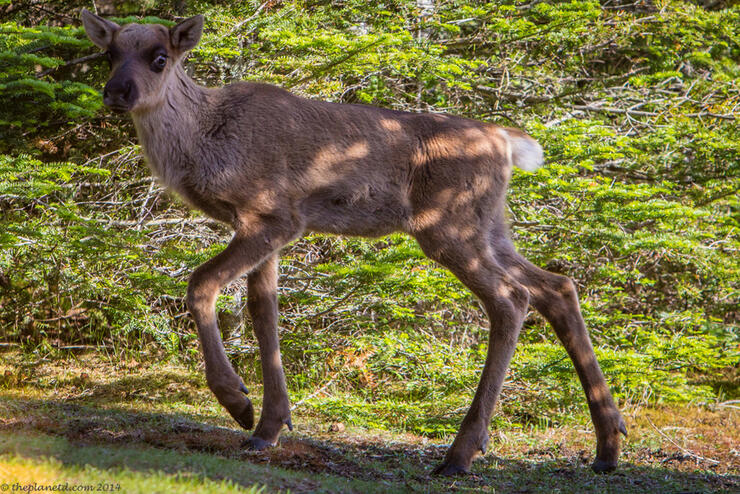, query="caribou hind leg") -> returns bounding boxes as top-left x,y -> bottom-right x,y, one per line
414,232 -> 530,475
494,238 -> 627,472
